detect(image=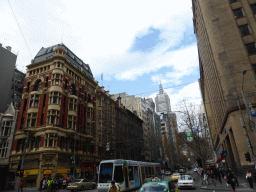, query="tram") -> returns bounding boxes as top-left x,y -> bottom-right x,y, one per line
97,159 -> 161,192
